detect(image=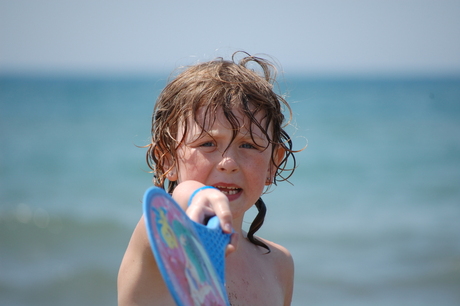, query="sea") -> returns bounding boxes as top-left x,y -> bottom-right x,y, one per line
1,73 -> 459,306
